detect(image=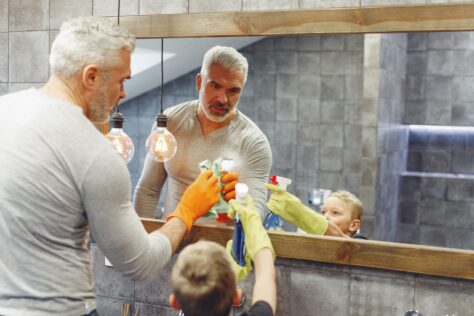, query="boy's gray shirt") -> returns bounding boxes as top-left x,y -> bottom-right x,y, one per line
0,89 -> 171,316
